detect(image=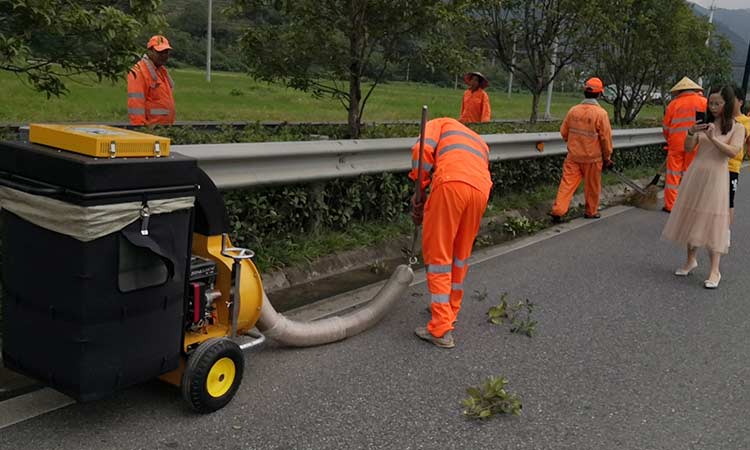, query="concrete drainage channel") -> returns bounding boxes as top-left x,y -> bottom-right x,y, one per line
0,178 -> 654,428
